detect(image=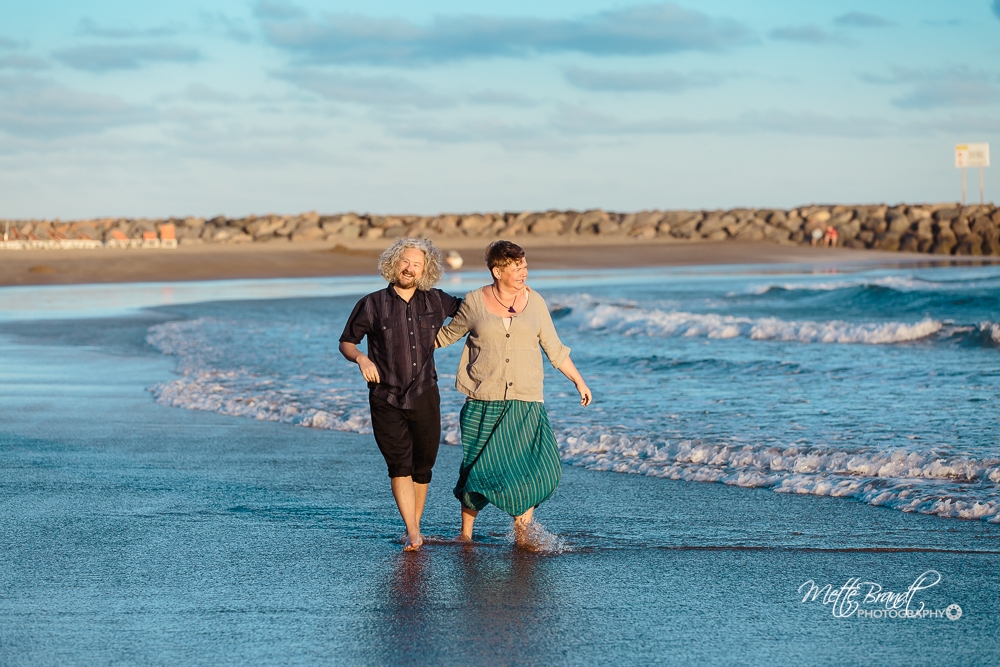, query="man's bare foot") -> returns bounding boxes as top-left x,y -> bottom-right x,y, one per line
456,532 -> 473,543
403,533 -> 423,552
